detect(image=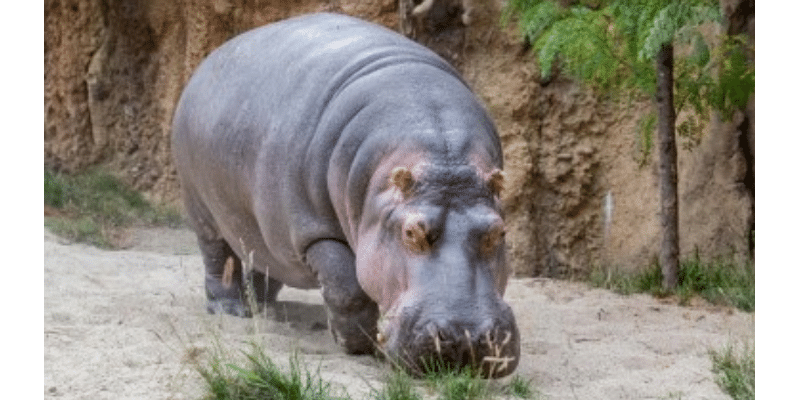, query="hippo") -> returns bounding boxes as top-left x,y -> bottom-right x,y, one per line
171,12 -> 519,377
